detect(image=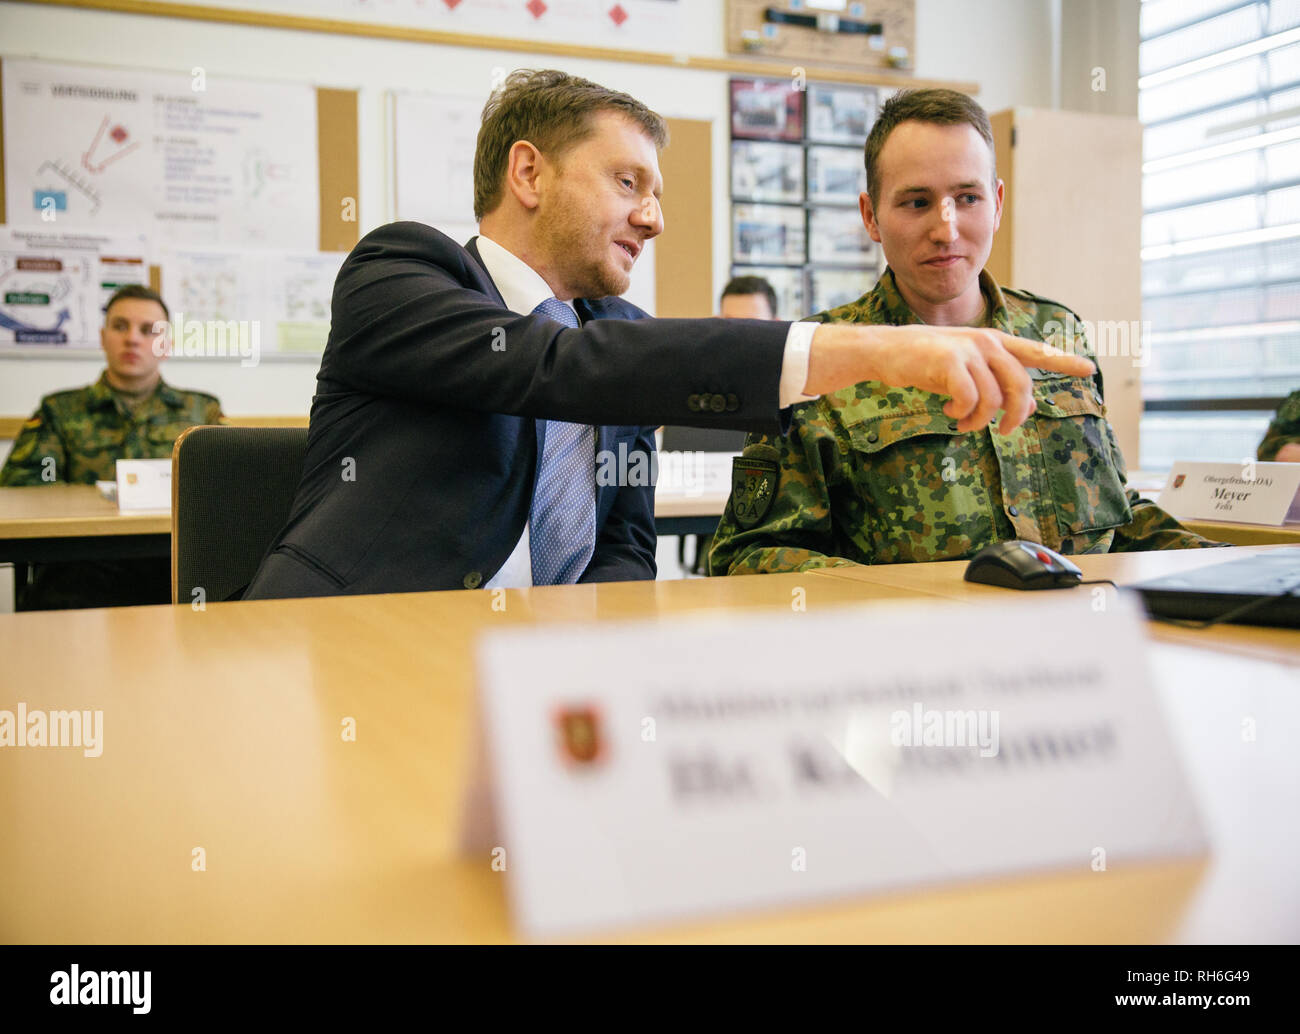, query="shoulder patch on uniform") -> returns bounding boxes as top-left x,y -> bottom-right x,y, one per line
730,456 -> 778,529
1004,285 -> 1081,320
